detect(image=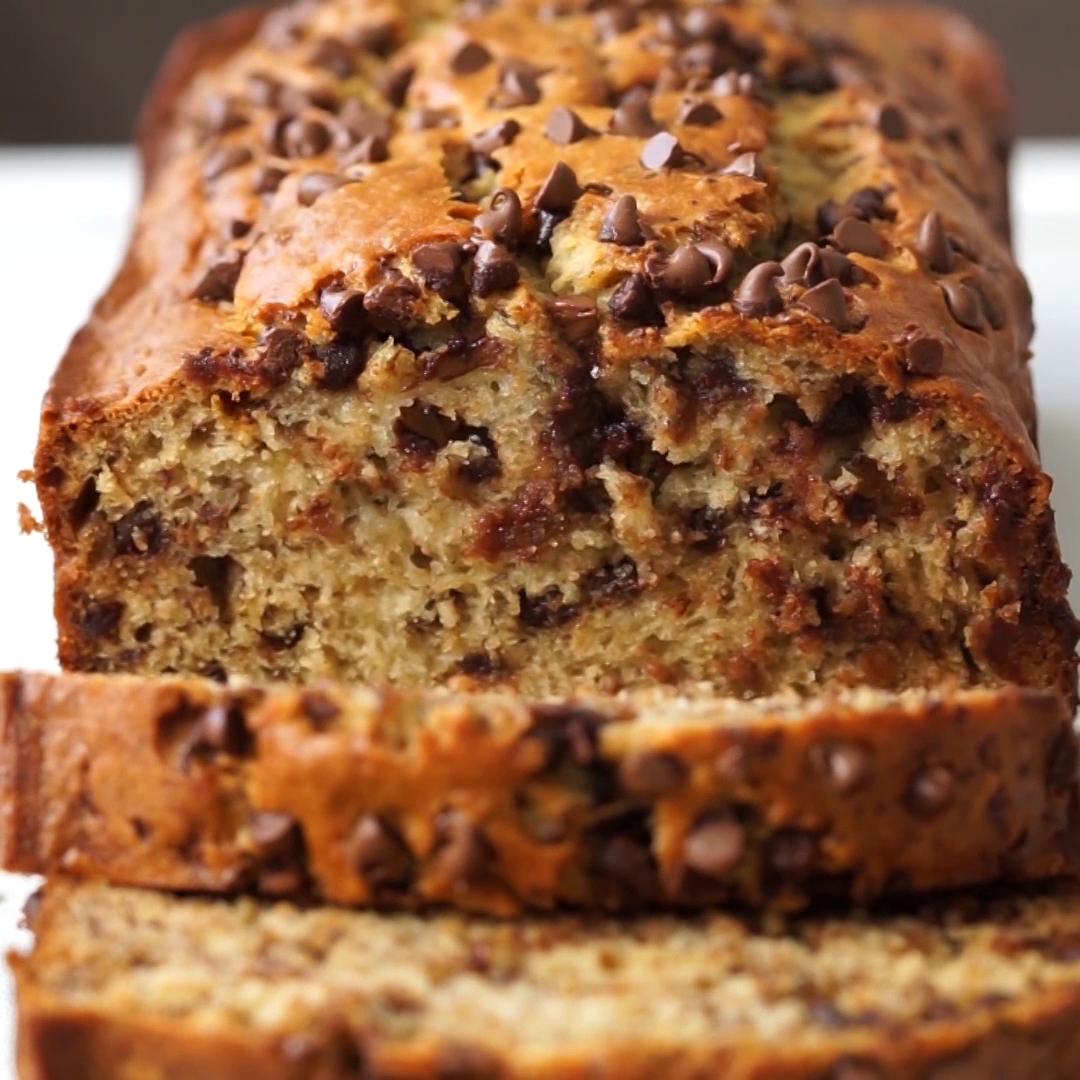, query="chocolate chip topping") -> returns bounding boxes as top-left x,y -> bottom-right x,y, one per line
204,95 -> 248,135
472,241 -> 520,297
412,242 -> 465,295
450,38 -> 493,75
798,279 -> 848,327
297,172 -> 351,206
432,810 -> 493,887
655,242 -> 734,296
599,194 -> 645,246
733,261 -> 783,316
490,61 -> 542,108
677,99 -> 723,127
250,811 -> 303,862
203,145 -> 253,182
640,132 -> 686,171
917,211 -> 955,273
545,106 -> 596,145
320,283 -> 367,335
941,280 -> 985,331
182,702 -> 253,761
876,103 -> 910,140
310,37 -> 357,79
781,243 -> 855,288
192,254 -> 245,304
619,750 -> 689,797
253,165 -> 287,195
810,741 -> 870,795
549,295 -> 600,343
610,90 -> 661,137
469,119 -> 522,157
609,273 -> 663,325
281,117 -> 332,159
833,217 -> 886,258
684,815 -> 745,878
341,134 -> 389,166
336,99 -> 393,144
349,814 -> 414,889
535,161 -> 583,213
722,152 -> 764,181
901,333 -> 945,377
908,764 -> 956,818
380,63 -> 415,107
474,187 -> 523,246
